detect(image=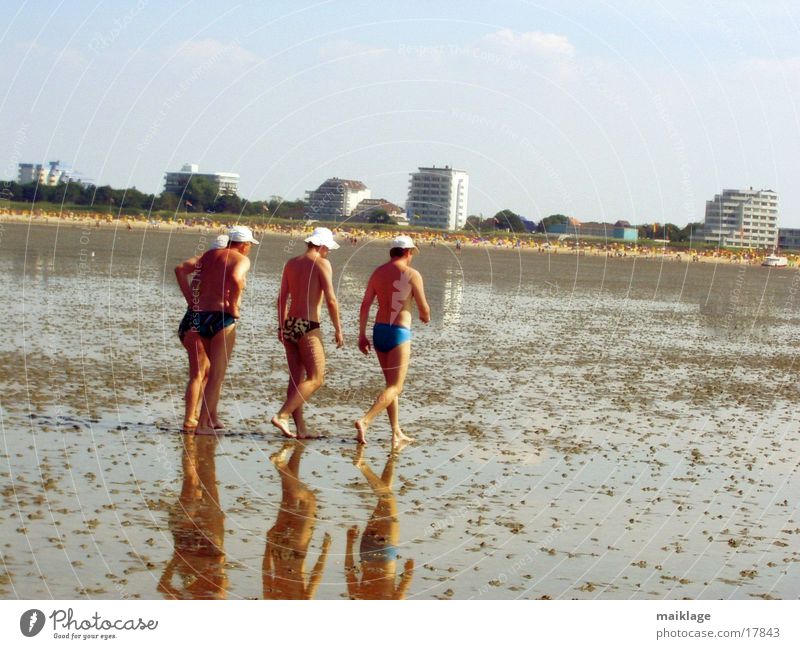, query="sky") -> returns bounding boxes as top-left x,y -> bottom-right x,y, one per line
1,0 -> 799,226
